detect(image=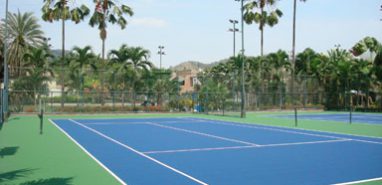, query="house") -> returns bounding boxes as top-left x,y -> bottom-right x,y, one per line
172,68 -> 201,94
